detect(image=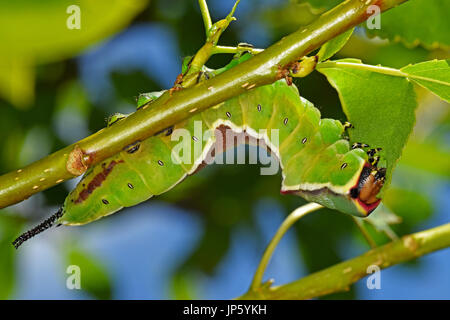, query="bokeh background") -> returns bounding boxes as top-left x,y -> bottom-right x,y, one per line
0,0 -> 448,299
